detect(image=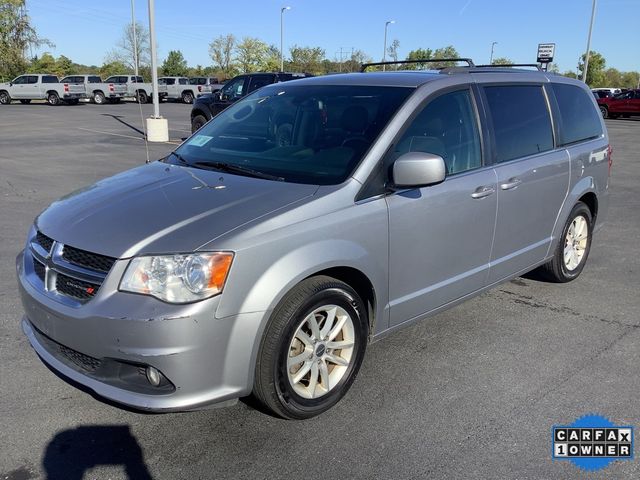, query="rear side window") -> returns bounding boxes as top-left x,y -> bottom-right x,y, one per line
164,78 -> 175,85
88,76 -> 102,83
179,78 -> 189,85
42,76 -> 58,83
248,75 -> 275,93
552,84 -> 602,145
484,85 -> 553,163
